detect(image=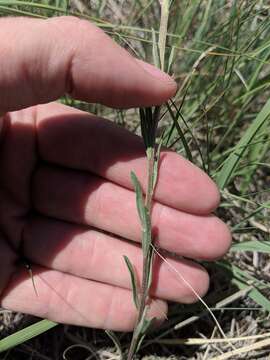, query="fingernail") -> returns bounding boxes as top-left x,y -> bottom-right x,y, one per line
136,59 -> 175,84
